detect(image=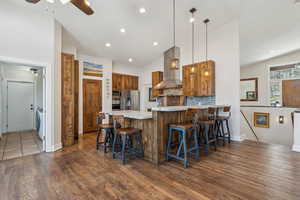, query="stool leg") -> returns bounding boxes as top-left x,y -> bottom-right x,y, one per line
193,128 -> 200,161
226,119 -> 231,143
121,135 -> 127,165
96,128 -> 102,150
103,129 -> 108,153
182,131 -> 188,168
204,124 -> 209,156
221,121 -> 226,146
211,124 -> 217,151
112,132 -> 118,159
166,127 -> 173,161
